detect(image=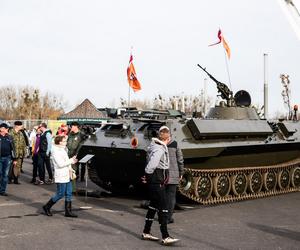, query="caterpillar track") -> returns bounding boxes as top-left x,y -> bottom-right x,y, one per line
179,158 -> 300,205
